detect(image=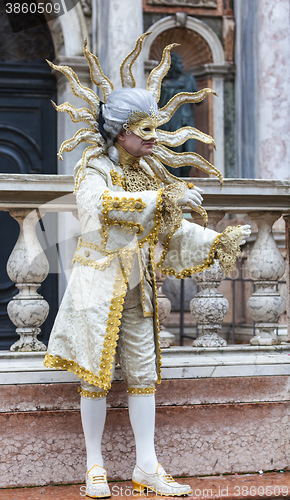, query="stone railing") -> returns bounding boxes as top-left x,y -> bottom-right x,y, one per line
1,174 -> 290,351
